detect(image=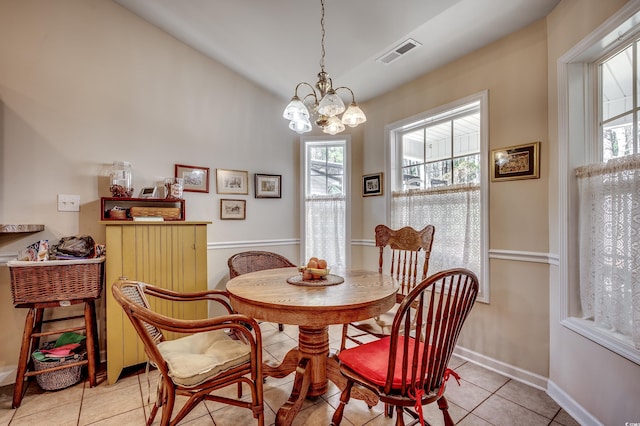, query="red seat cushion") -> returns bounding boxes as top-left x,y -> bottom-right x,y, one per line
338,335 -> 429,388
